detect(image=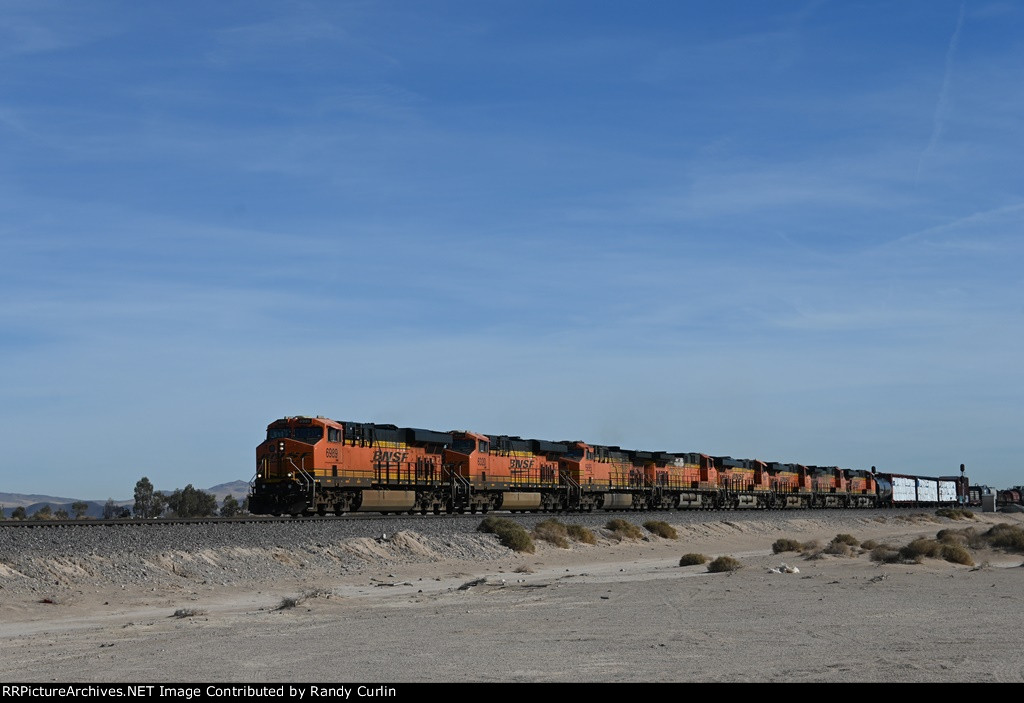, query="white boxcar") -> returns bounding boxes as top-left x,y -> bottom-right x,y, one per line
938,480 -> 958,503
892,476 -> 918,503
916,478 -> 939,503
